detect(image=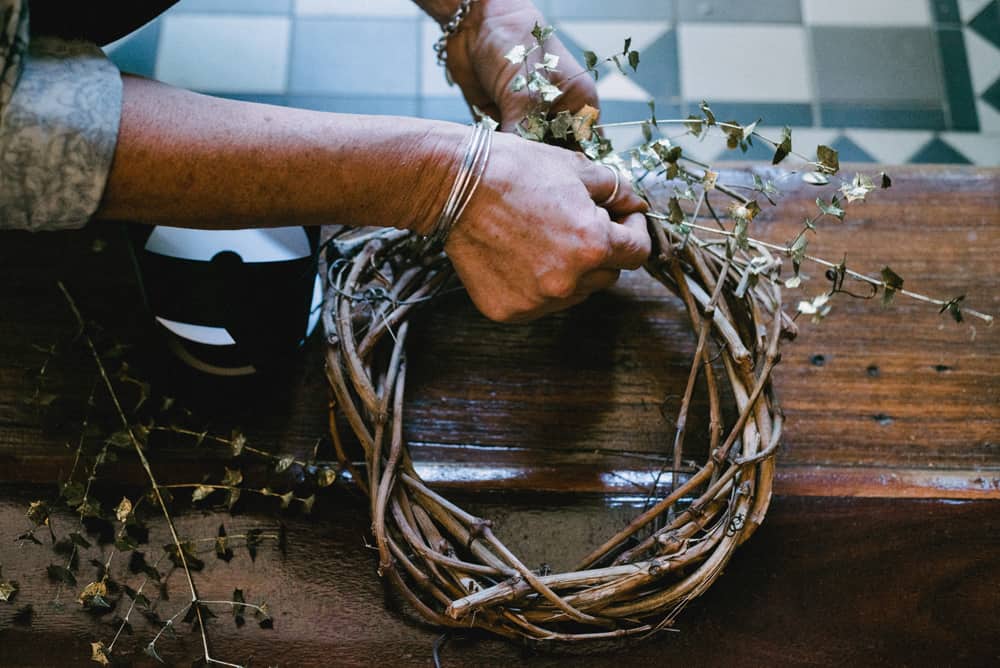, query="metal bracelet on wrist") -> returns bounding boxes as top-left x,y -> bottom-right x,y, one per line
434,0 -> 479,66
424,121 -> 494,250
